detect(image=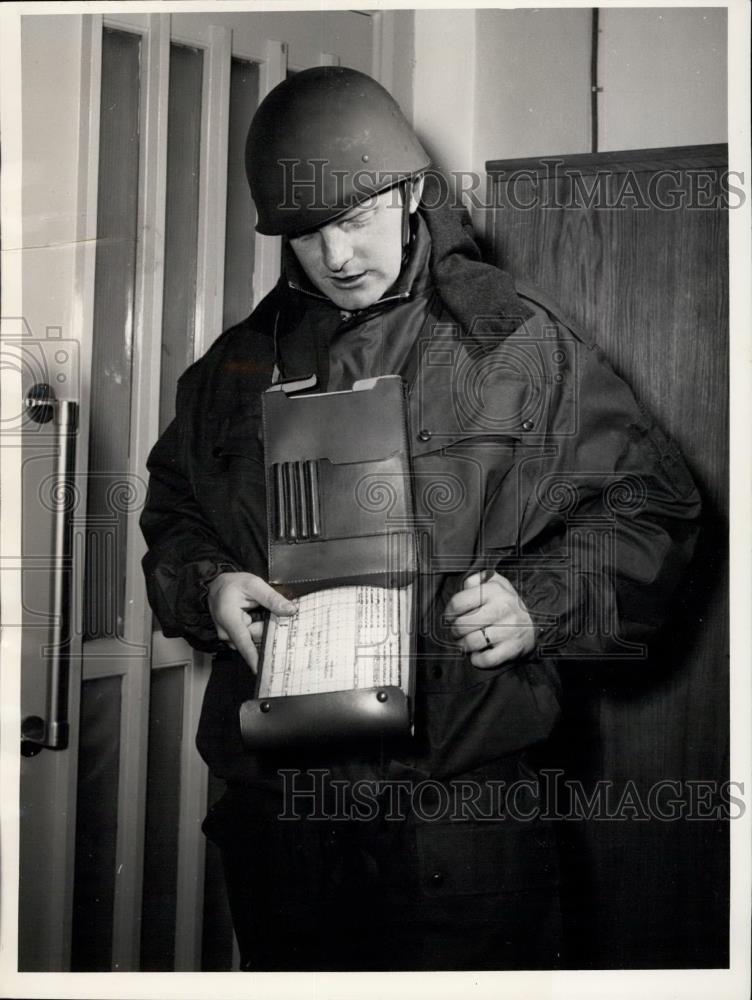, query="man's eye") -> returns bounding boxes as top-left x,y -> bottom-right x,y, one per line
343,211 -> 375,230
